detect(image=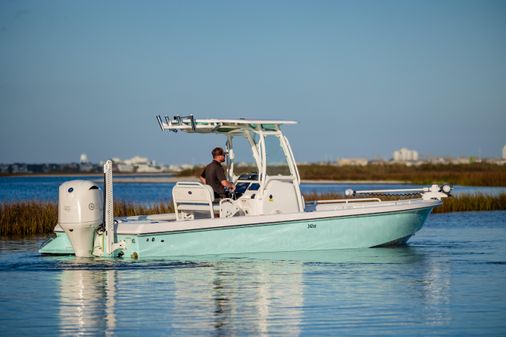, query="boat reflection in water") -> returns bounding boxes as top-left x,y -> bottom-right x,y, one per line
58,266 -> 117,336
56,248 -> 452,335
